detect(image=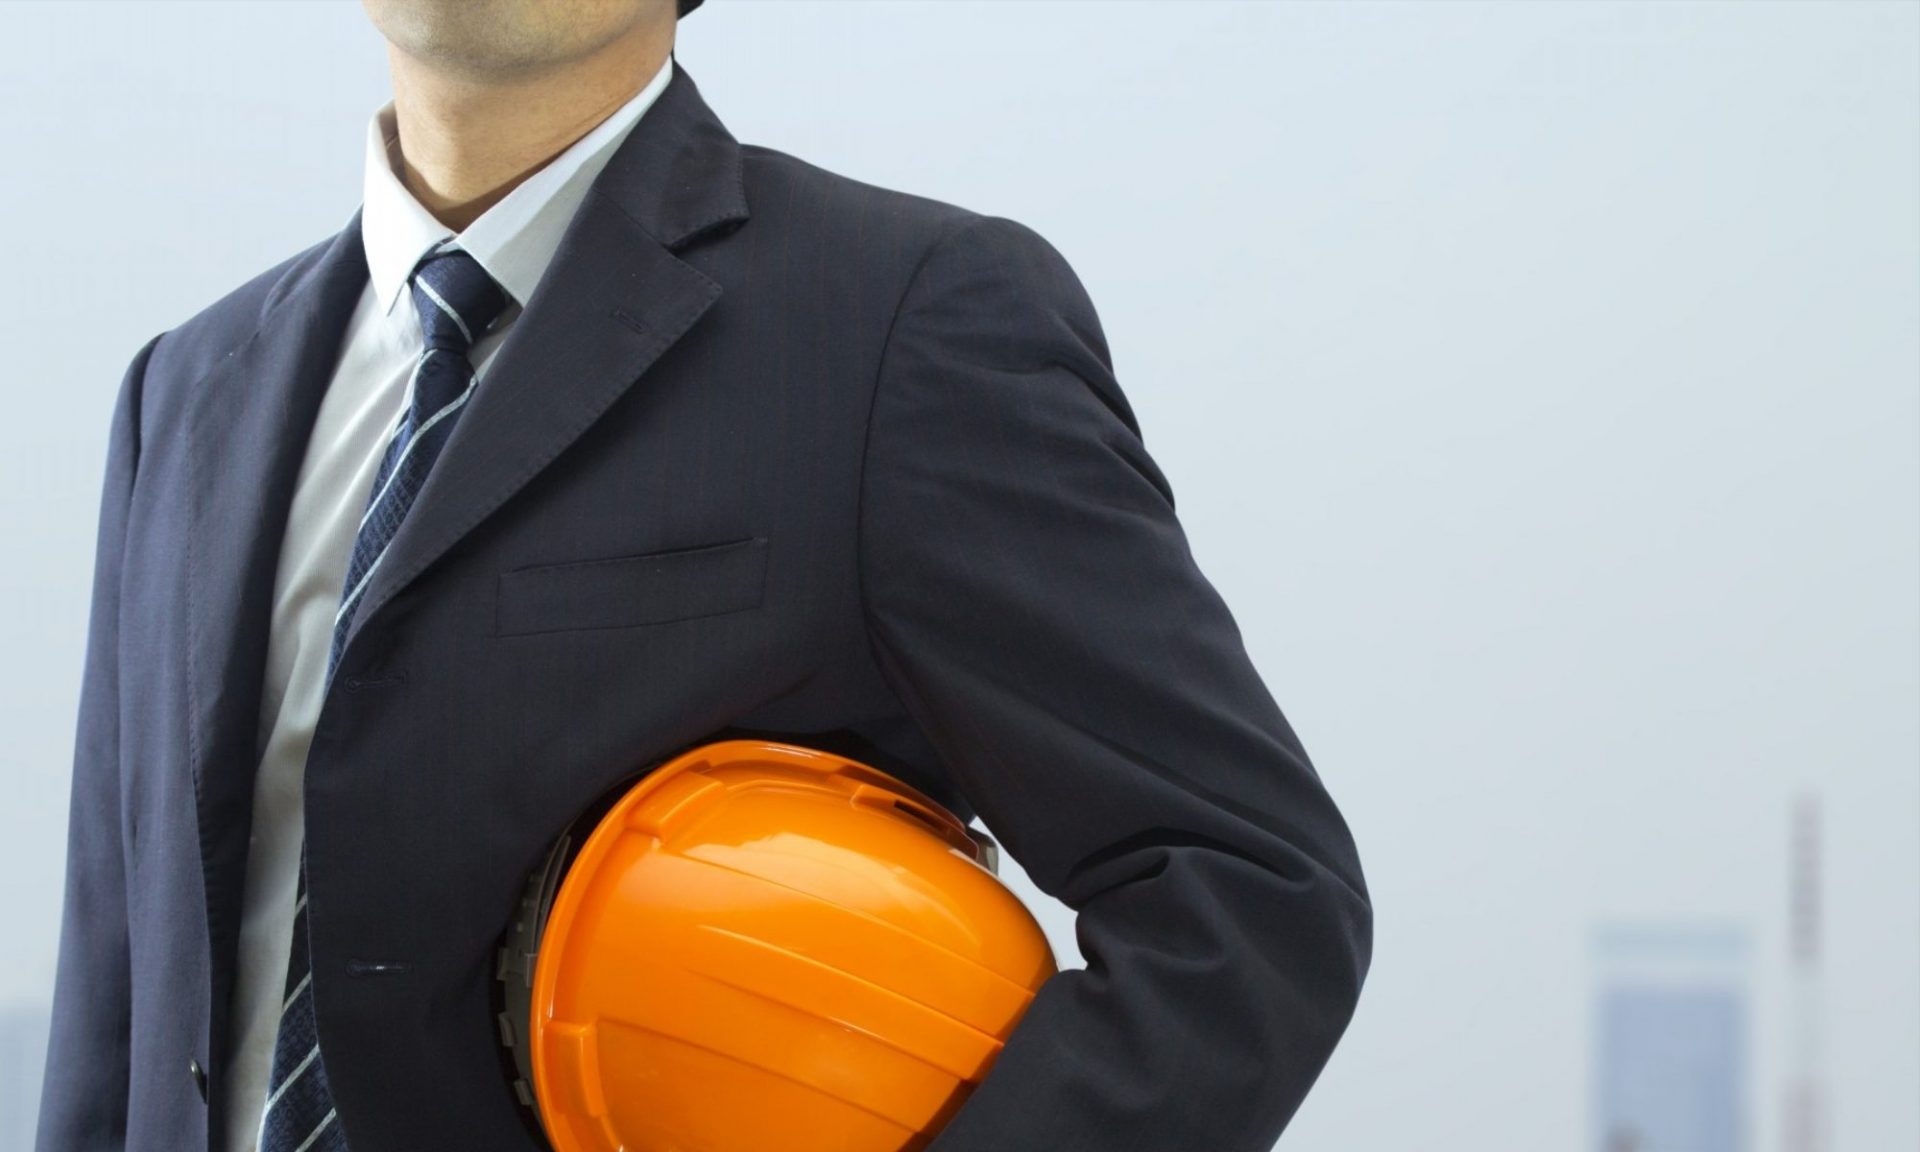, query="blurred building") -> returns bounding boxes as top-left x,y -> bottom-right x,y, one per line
1592,926 -> 1751,1152
0,1001 -> 49,1152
